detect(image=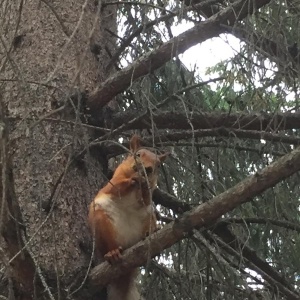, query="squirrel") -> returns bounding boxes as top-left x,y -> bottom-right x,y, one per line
88,135 -> 168,300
